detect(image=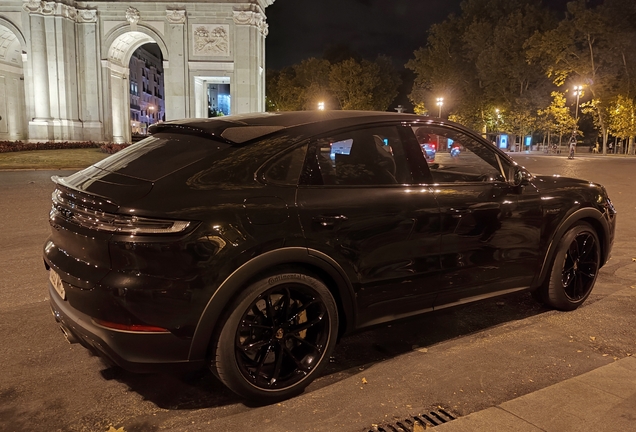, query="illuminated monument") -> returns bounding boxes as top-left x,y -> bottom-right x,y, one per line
0,0 -> 274,143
